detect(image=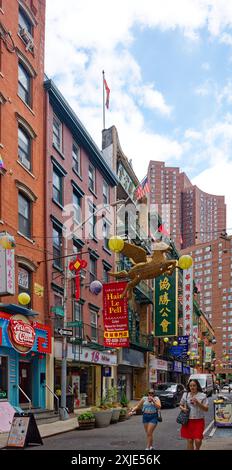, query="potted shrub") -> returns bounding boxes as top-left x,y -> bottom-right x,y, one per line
91,406 -> 113,428
77,411 -> 95,430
